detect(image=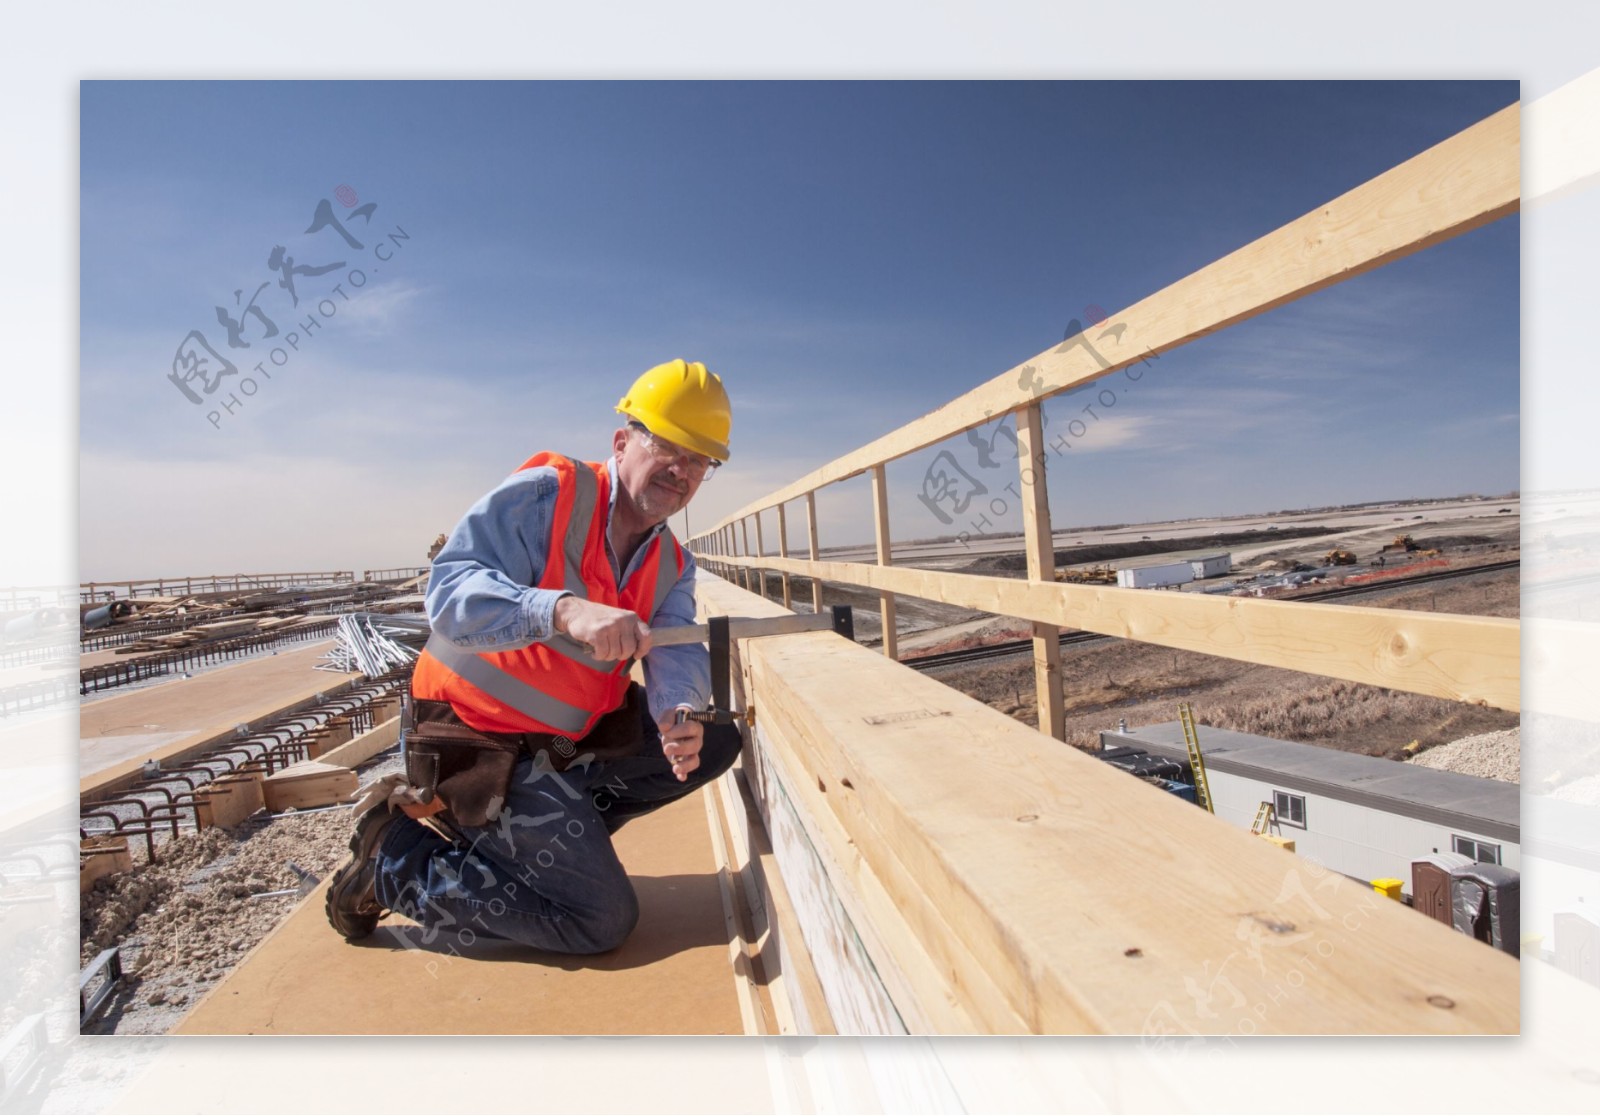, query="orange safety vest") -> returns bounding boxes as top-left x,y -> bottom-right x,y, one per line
411,452 -> 686,738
